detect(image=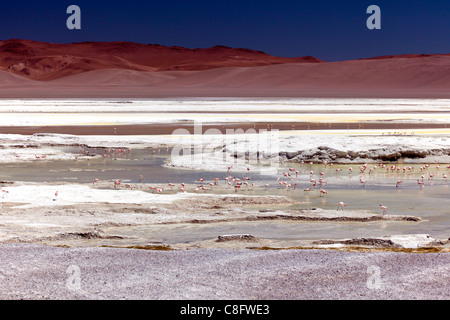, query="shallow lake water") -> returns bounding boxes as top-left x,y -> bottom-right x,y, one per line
1,146 -> 450,245
98,183 -> 450,246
